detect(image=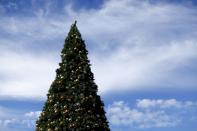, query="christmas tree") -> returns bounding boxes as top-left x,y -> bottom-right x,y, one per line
36,21 -> 110,131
